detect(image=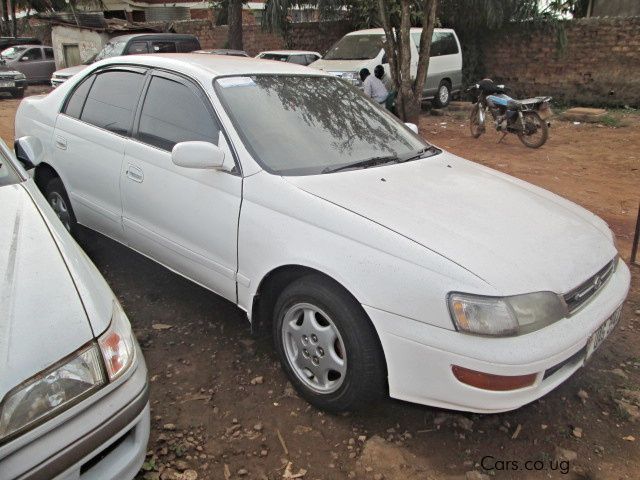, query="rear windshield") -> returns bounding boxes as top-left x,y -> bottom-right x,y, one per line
324,34 -> 384,61
0,151 -> 21,187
